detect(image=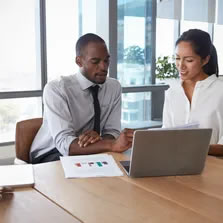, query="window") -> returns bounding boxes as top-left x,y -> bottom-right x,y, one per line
156,18 -> 175,58
0,0 -> 41,92
213,24 -> 223,75
123,112 -> 128,122
0,98 -> 42,143
117,0 -> 165,129
180,21 -> 209,34
0,0 -> 42,143
121,92 -> 151,128
46,0 -> 79,81
117,0 -> 153,87
0,0 -> 166,145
